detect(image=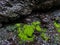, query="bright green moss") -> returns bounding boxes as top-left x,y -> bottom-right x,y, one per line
16,21 -> 48,42
23,24 -> 34,37
16,24 -> 34,41
54,22 -> 60,28
54,21 -> 60,33
18,32 -> 34,41
32,21 -> 40,26
35,25 -> 41,32
15,21 -> 42,41
16,23 -> 21,27
32,21 -> 41,32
